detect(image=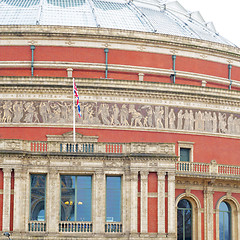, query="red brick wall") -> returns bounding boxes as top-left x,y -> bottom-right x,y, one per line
148,173 -> 158,233
1,127 -> 239,166
0,169 -> 3,231
1,46 -> 240,89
